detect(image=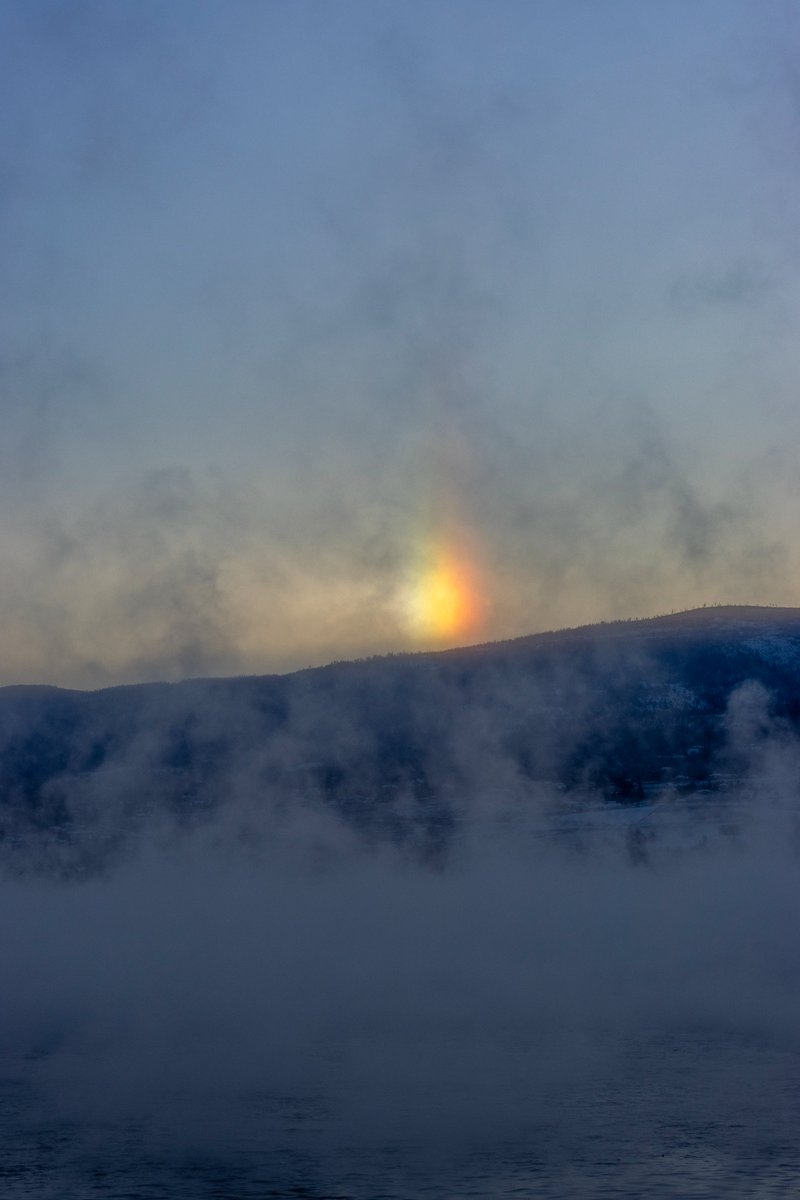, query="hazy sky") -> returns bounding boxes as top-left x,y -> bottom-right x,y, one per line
2,0 -> 800,686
